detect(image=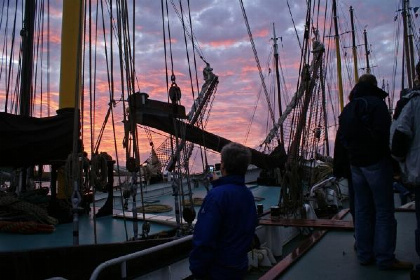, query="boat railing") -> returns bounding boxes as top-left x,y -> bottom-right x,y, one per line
89,235 -> 193,280
309,176 -> 337,197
